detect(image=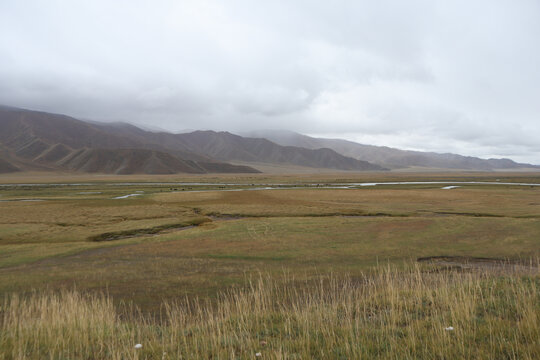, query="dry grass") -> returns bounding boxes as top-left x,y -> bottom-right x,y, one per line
1,170 -> 538,184
155,187 -> 540,218
2,215 -> 538,310
1,263 -> 538,359
1,173 -> 539,357
0,201 -> 196,244
1,177 -> 539,311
